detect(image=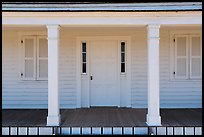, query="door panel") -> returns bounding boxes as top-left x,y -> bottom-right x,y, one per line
90,40 -> 118,106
